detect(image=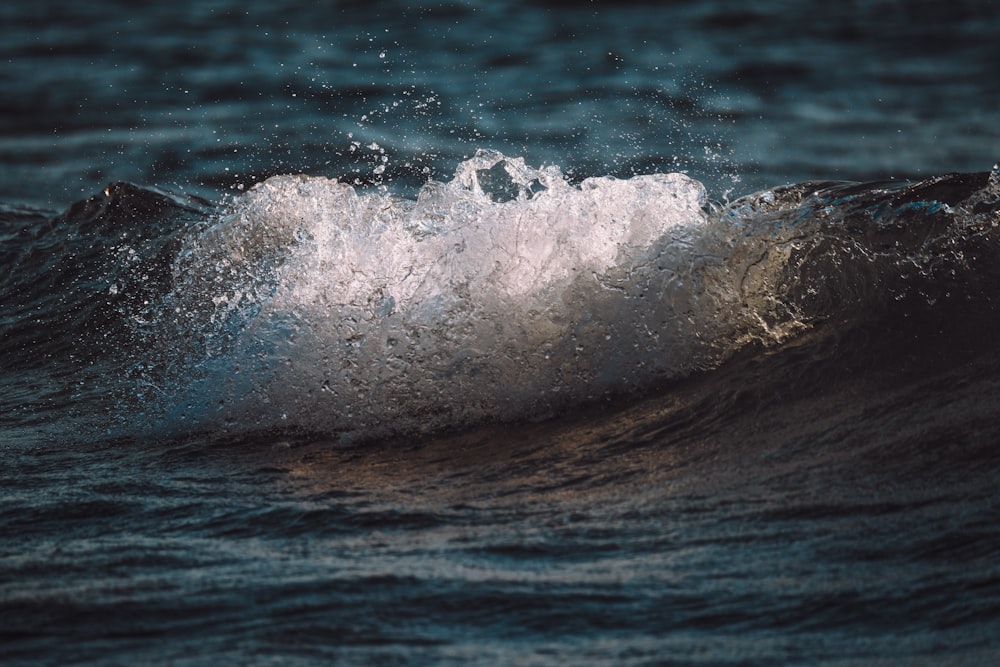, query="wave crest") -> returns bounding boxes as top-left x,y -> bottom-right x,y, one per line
143,152 -> 764,437
114,156 -> 1000,441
